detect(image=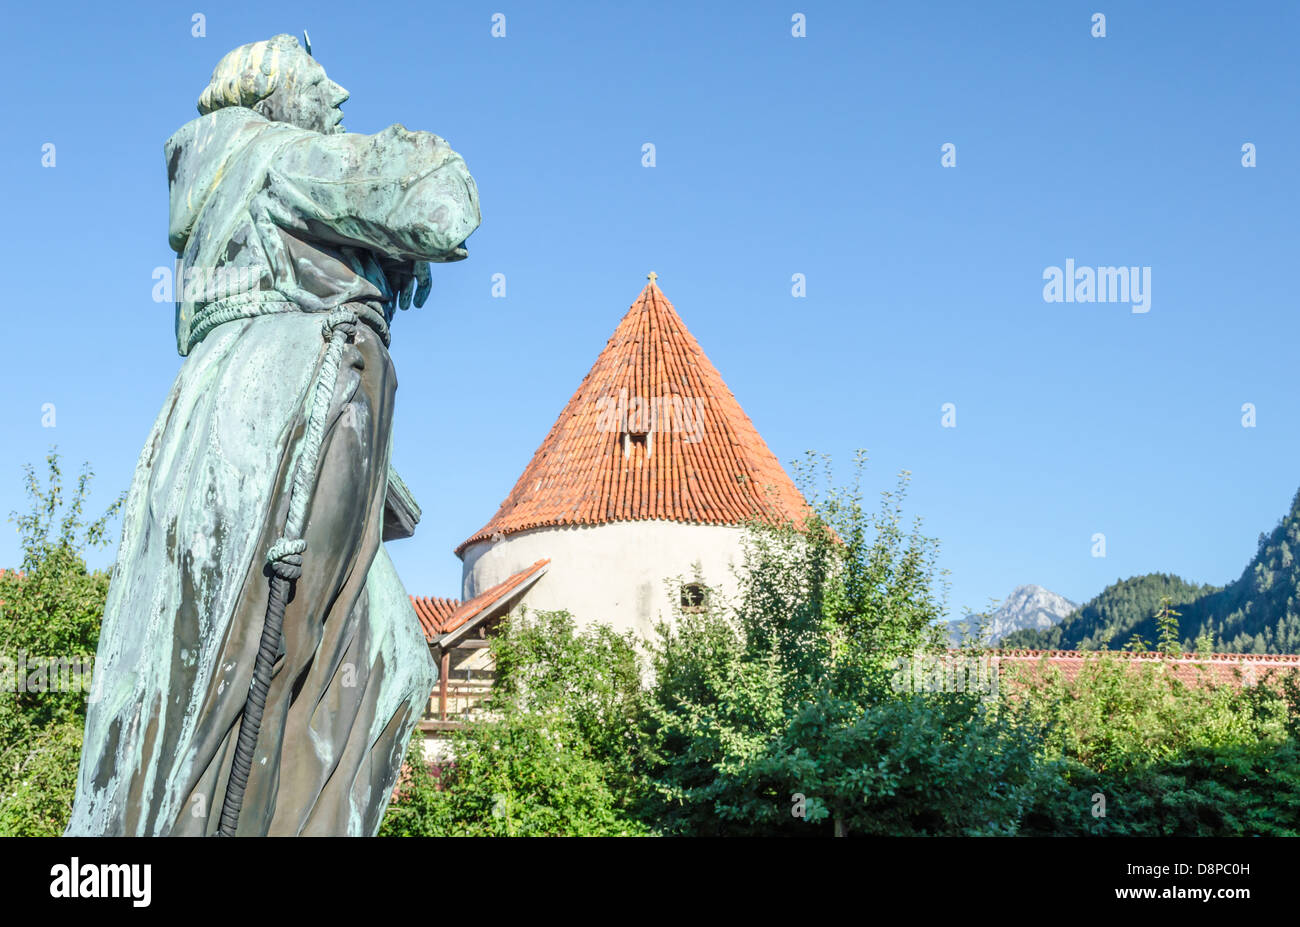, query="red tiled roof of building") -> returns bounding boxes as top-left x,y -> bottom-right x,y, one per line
409,559 -> 550,642
985,649 -> 1300,689
457,281 -> 810,555
409,596 -> 461,640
